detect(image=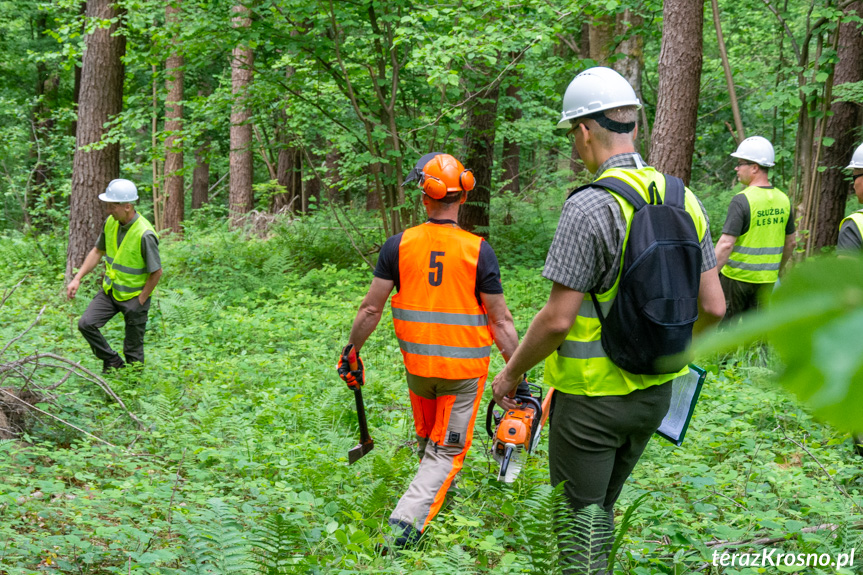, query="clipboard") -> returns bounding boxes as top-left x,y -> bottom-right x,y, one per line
655,364 -> 707,446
